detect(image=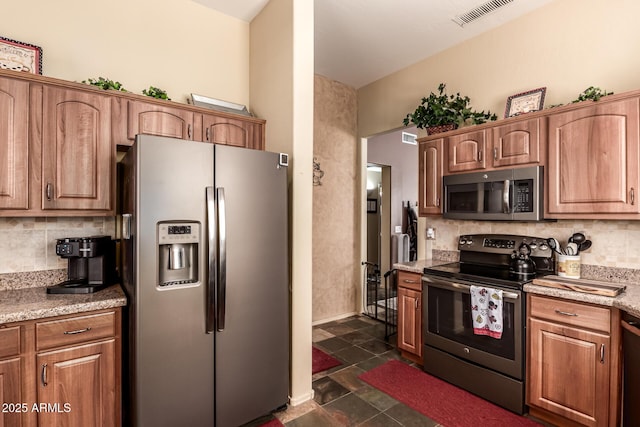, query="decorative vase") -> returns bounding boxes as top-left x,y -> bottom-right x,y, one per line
426,123 -> 457,135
